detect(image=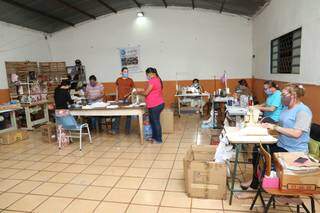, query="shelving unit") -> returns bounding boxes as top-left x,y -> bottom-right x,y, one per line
5,61 -> 67,129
